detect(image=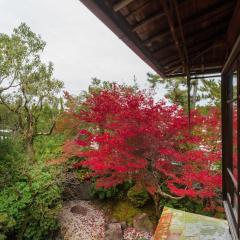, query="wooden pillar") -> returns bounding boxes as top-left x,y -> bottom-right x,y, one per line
237,69 -> 240,236
221,73 -> 233,200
